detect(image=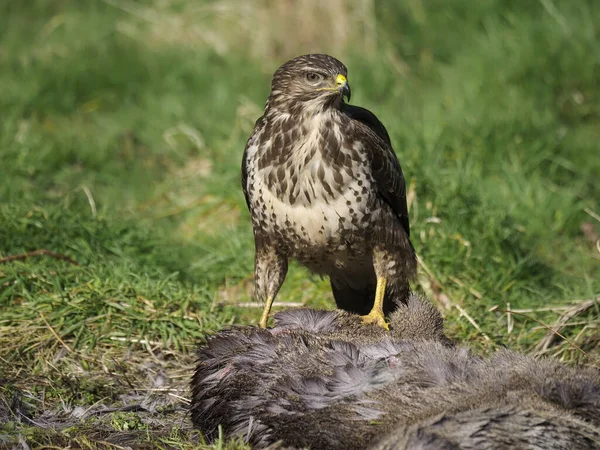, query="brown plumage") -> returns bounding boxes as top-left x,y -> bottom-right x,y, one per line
190,294 -> 600,449
242,54 -> 416,328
